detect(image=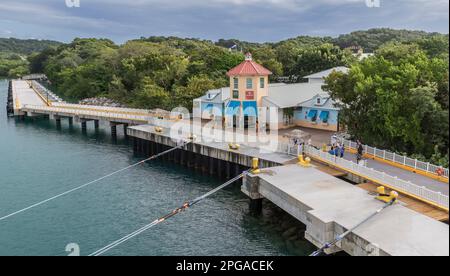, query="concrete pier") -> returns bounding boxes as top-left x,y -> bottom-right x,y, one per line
128,125 -> 295,169
242,164 -> 449,256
